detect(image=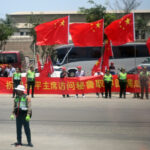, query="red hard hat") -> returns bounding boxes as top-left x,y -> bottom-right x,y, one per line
62,67 -> 66,71
77,66 -> 82,69
137,66 -> 142,70
111,62 -> 114,65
